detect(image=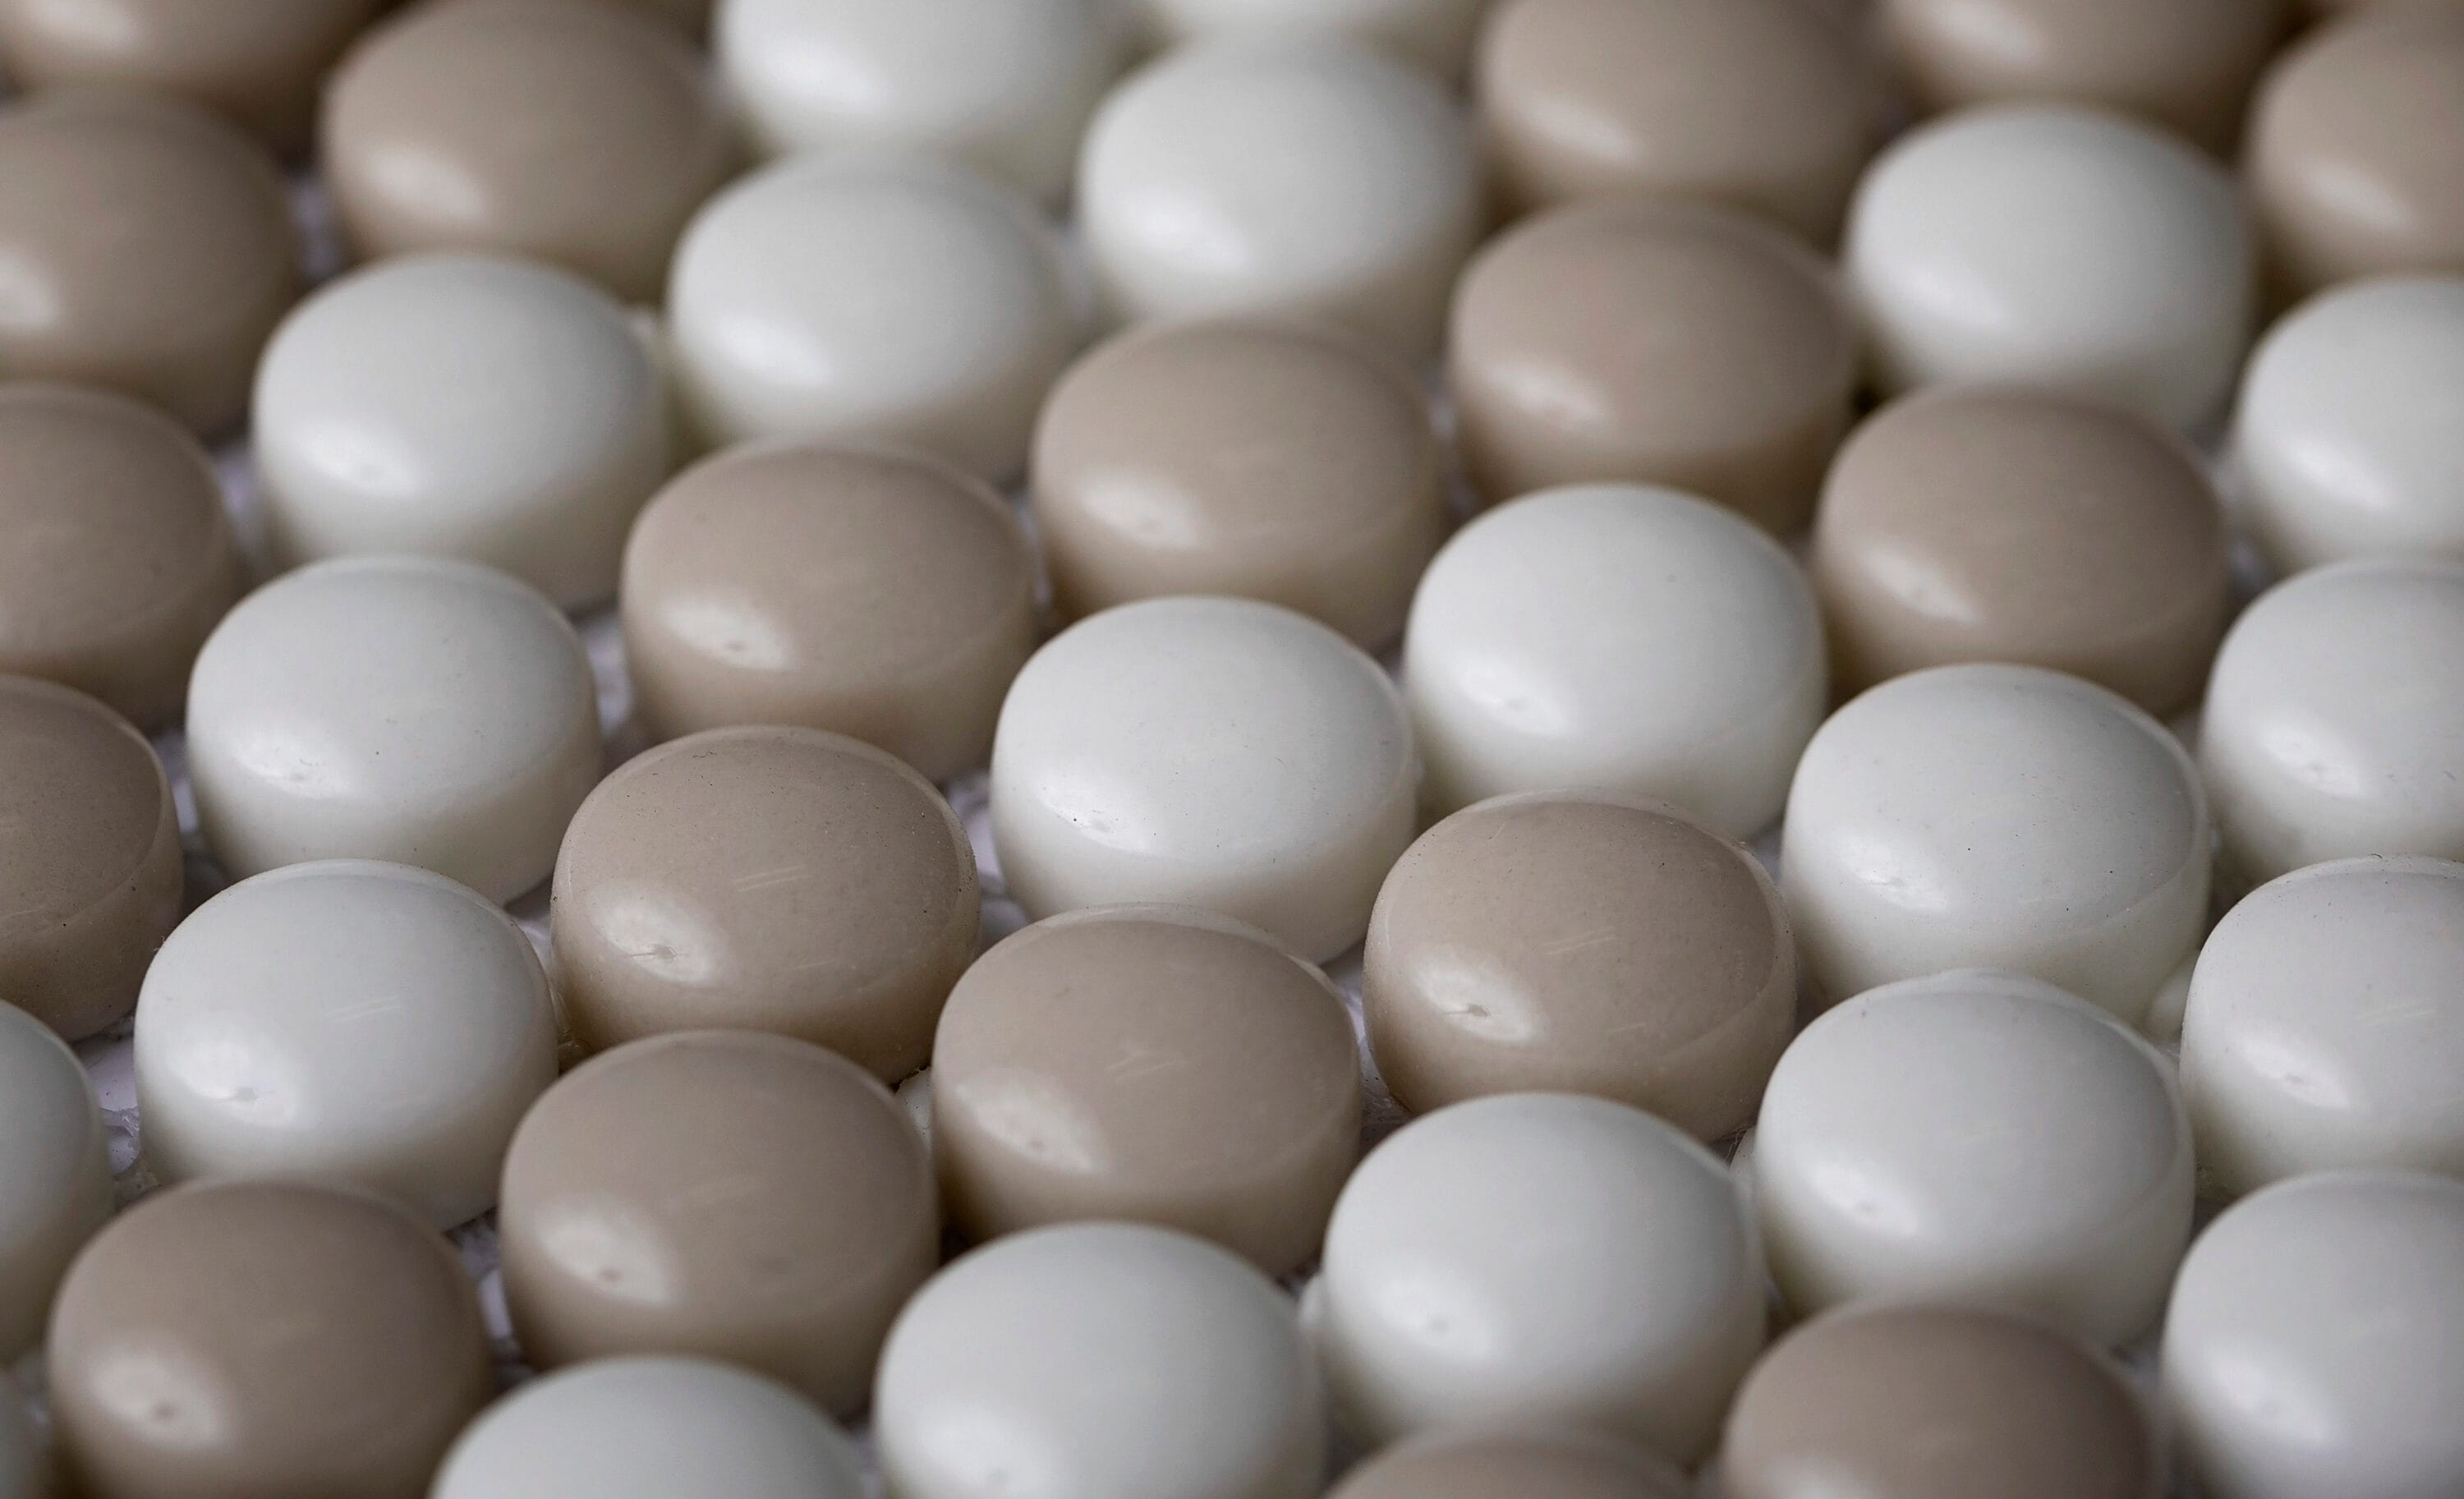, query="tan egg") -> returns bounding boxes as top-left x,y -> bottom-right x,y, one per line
2249,4 -> 2464,297
622,443 -> 1037,784
609,0 -> 710,35
0,1370 -> 38,1499
931,906 -> 1360,1276
46,1180 -> 494,1499
1364,791 -> 1793,1141
1476,0 -> 1885,241
1881,0 -> 2287,152
549,725 -> 979,1080
1448,197 -> 1856,531
0,0 -> 385,157
1029,318 -> 1448,651
0,91 -> 298,437
0,676 -> 182,1041
1811,386 -> 2229,716
1722,1302 -> 2163,1499
499,1031 -> 937,1416
0,384 -> 244,730
323,0 -> 735,303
